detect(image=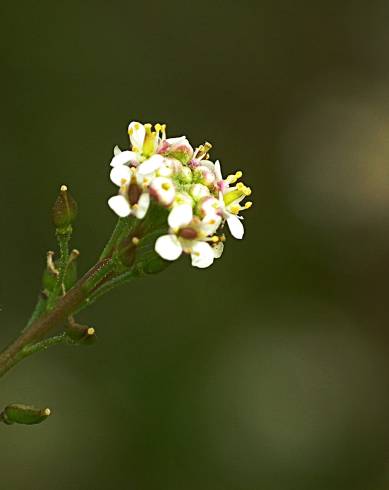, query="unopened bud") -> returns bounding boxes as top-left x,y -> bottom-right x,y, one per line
2,404 -> 51,425
159,137 -> 194,164
66,322 -> 96,345
52,185 -> 78,229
